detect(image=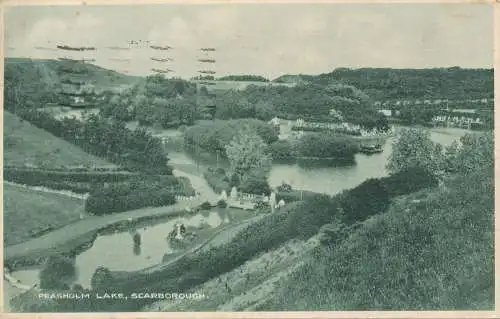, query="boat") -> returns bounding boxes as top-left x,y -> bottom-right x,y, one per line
360,144 -> 383,155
